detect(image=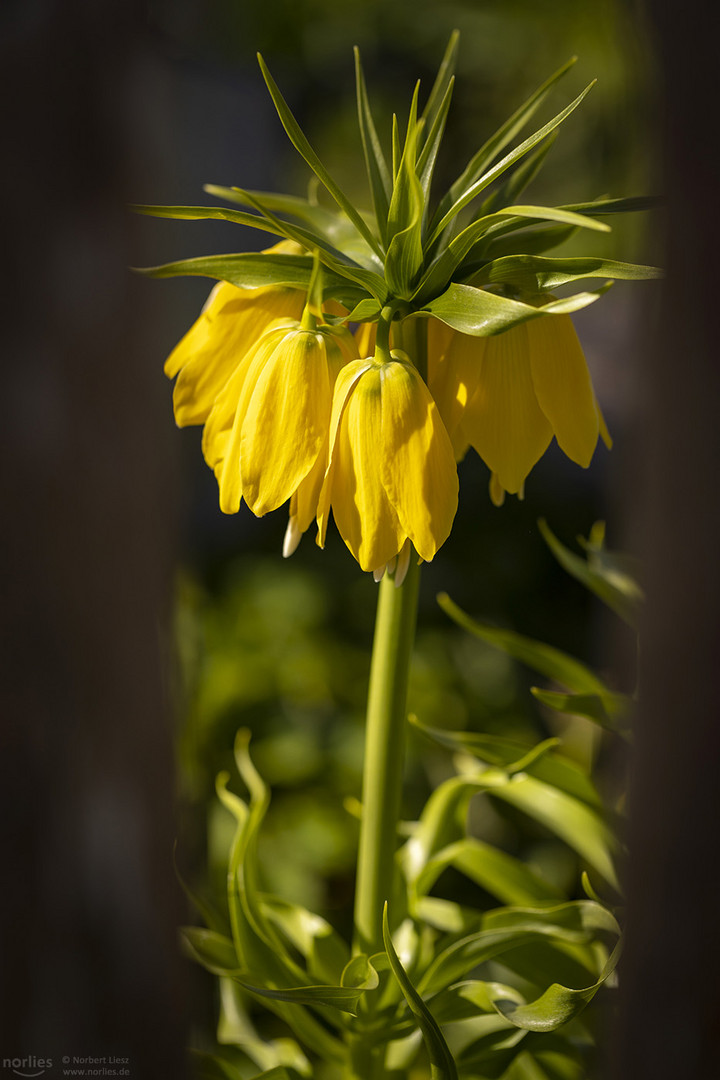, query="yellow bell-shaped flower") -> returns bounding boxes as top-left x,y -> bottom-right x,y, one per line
164,243 -> 307,428
203,318 -> 358,530
431,313 -> 611,503
316,352 -> 459,574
